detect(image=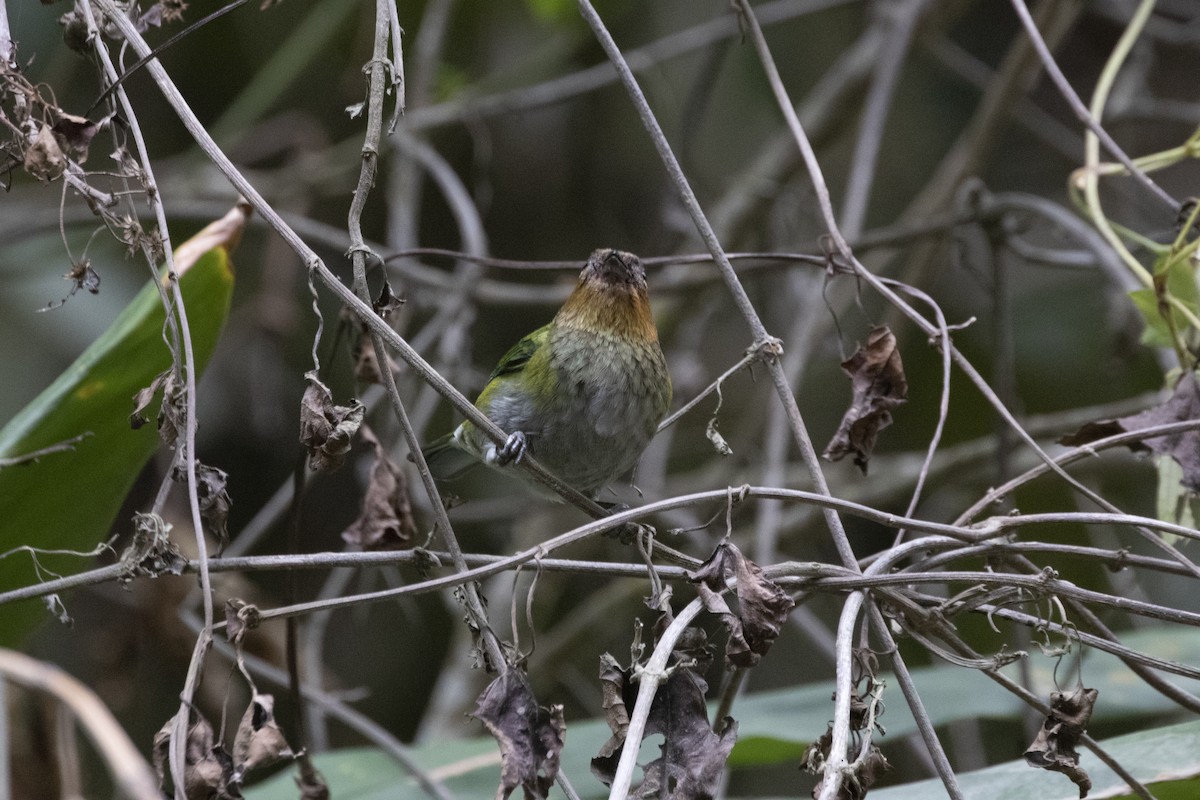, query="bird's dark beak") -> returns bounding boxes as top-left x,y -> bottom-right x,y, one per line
594,249 -> 627,283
